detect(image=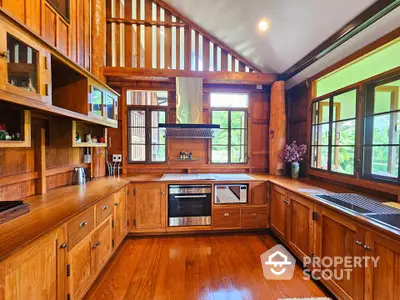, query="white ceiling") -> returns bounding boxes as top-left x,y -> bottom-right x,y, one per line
163,0 -> 377,73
